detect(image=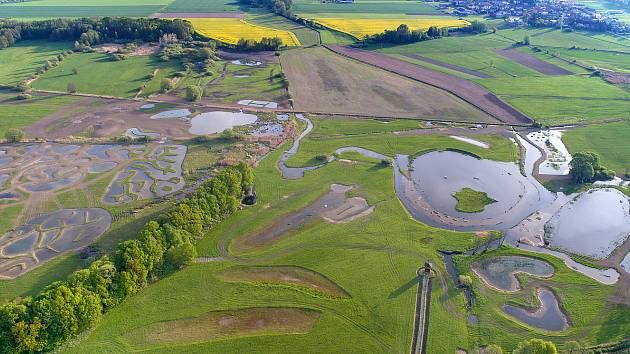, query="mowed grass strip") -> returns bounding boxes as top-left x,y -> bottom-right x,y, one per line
452,187 -> 497,213
122,307 -> 320,348
32,53 -> 173,98
311,17 -> 469,39
0,40 -> 73,86
188,18 -> 301,46
217,266 -> 350,297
